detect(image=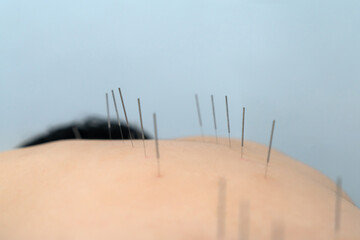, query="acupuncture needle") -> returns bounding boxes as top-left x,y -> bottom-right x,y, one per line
138,98 -> 147,157
225,96 -> 231,147
217,177 -> 227,240
111,90 -> 124,140
195,94 -> 204,140
153,113 -> 161,177
238,200 -> 249,240
271,221 -> 284,240
265,120 -> 275,178
106,93 -> 112,139
72,127 -> 82,139
118,88 -> 133,146
335,177 -> 342,236
241,107 -> 245,158
211,95 -> 218,143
